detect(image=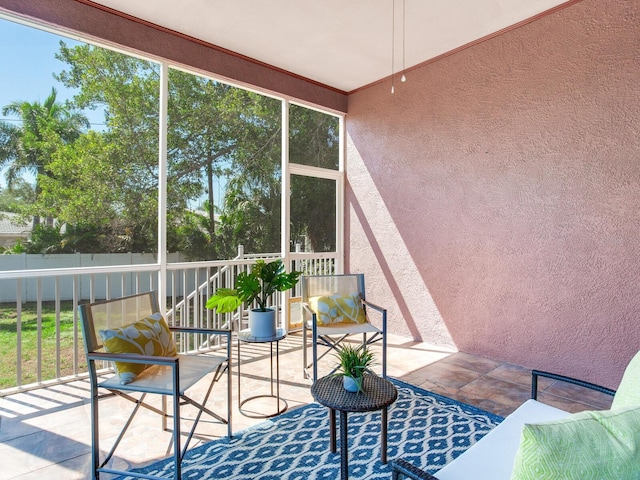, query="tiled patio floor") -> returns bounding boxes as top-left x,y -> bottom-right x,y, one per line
0,332 -> 613,479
